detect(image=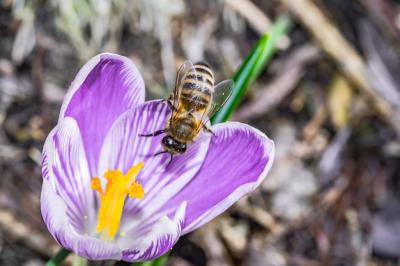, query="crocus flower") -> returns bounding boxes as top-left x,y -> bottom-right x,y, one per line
41,53 -> 275,262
